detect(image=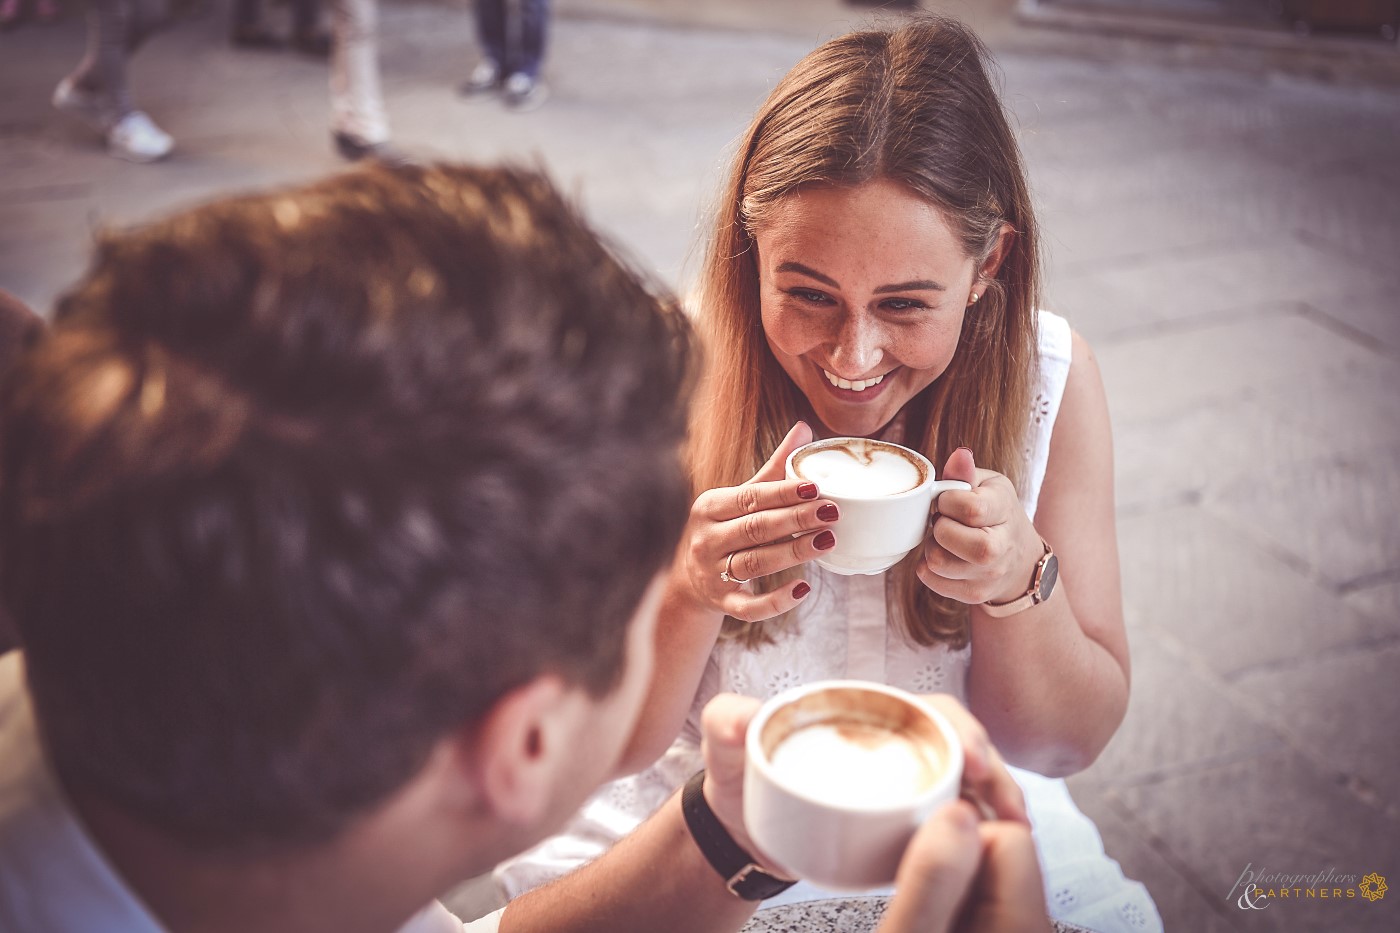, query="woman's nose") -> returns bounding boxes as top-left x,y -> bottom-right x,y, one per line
828,313 -> 885,375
